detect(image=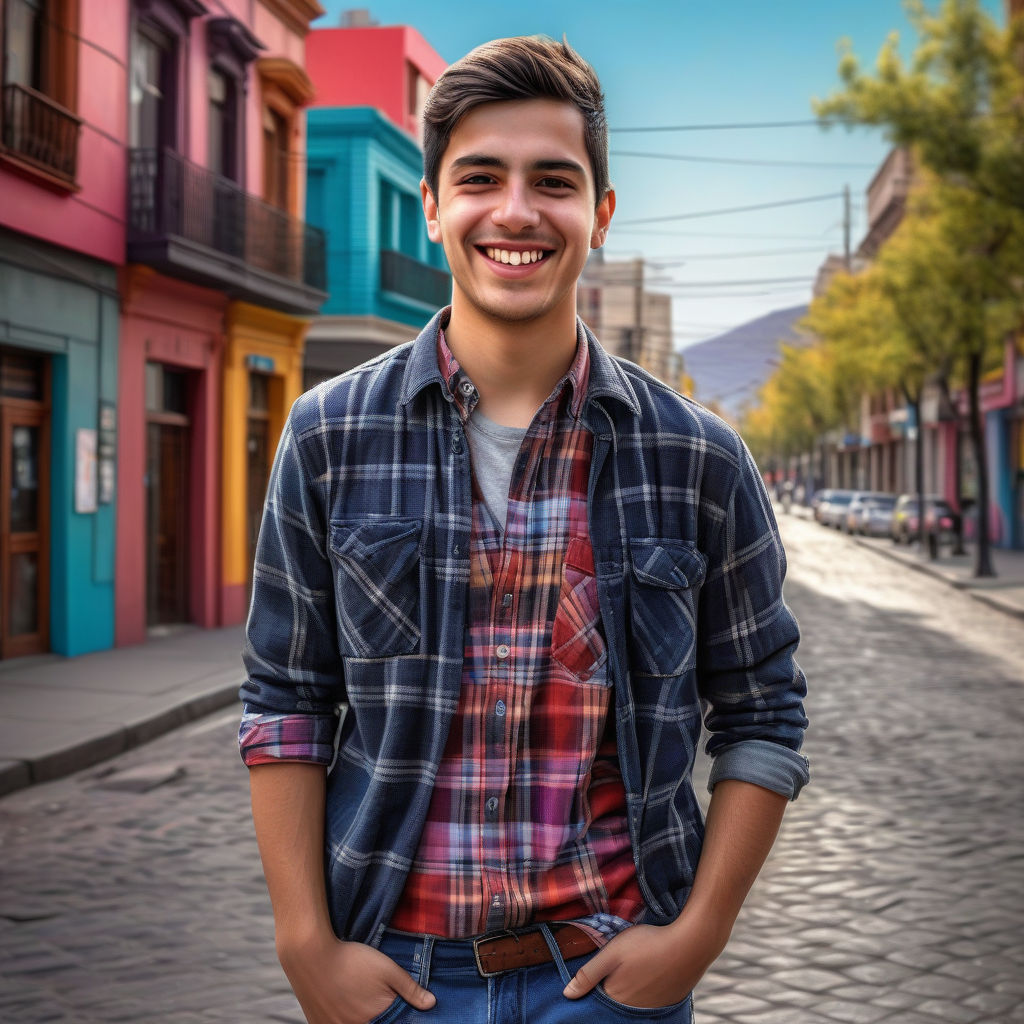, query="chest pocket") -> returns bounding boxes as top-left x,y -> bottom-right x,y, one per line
329,518 -> 422,658
550,536 -> 607,684
628,538 -> 707,677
